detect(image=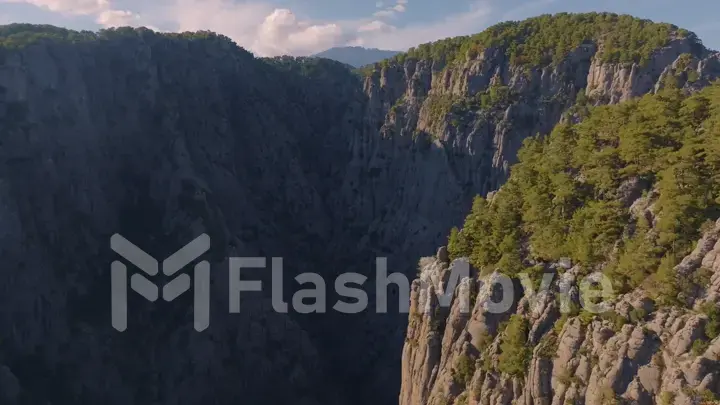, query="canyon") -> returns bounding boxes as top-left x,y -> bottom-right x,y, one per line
0,14 -> 719,405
